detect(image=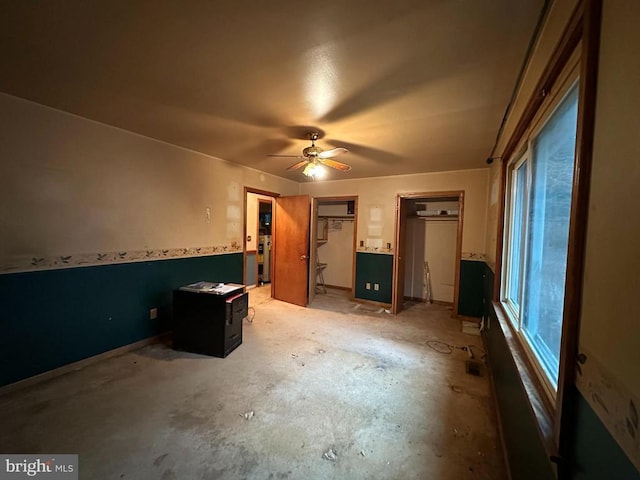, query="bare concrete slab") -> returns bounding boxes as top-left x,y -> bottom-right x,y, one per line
0,286 -> 505,479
